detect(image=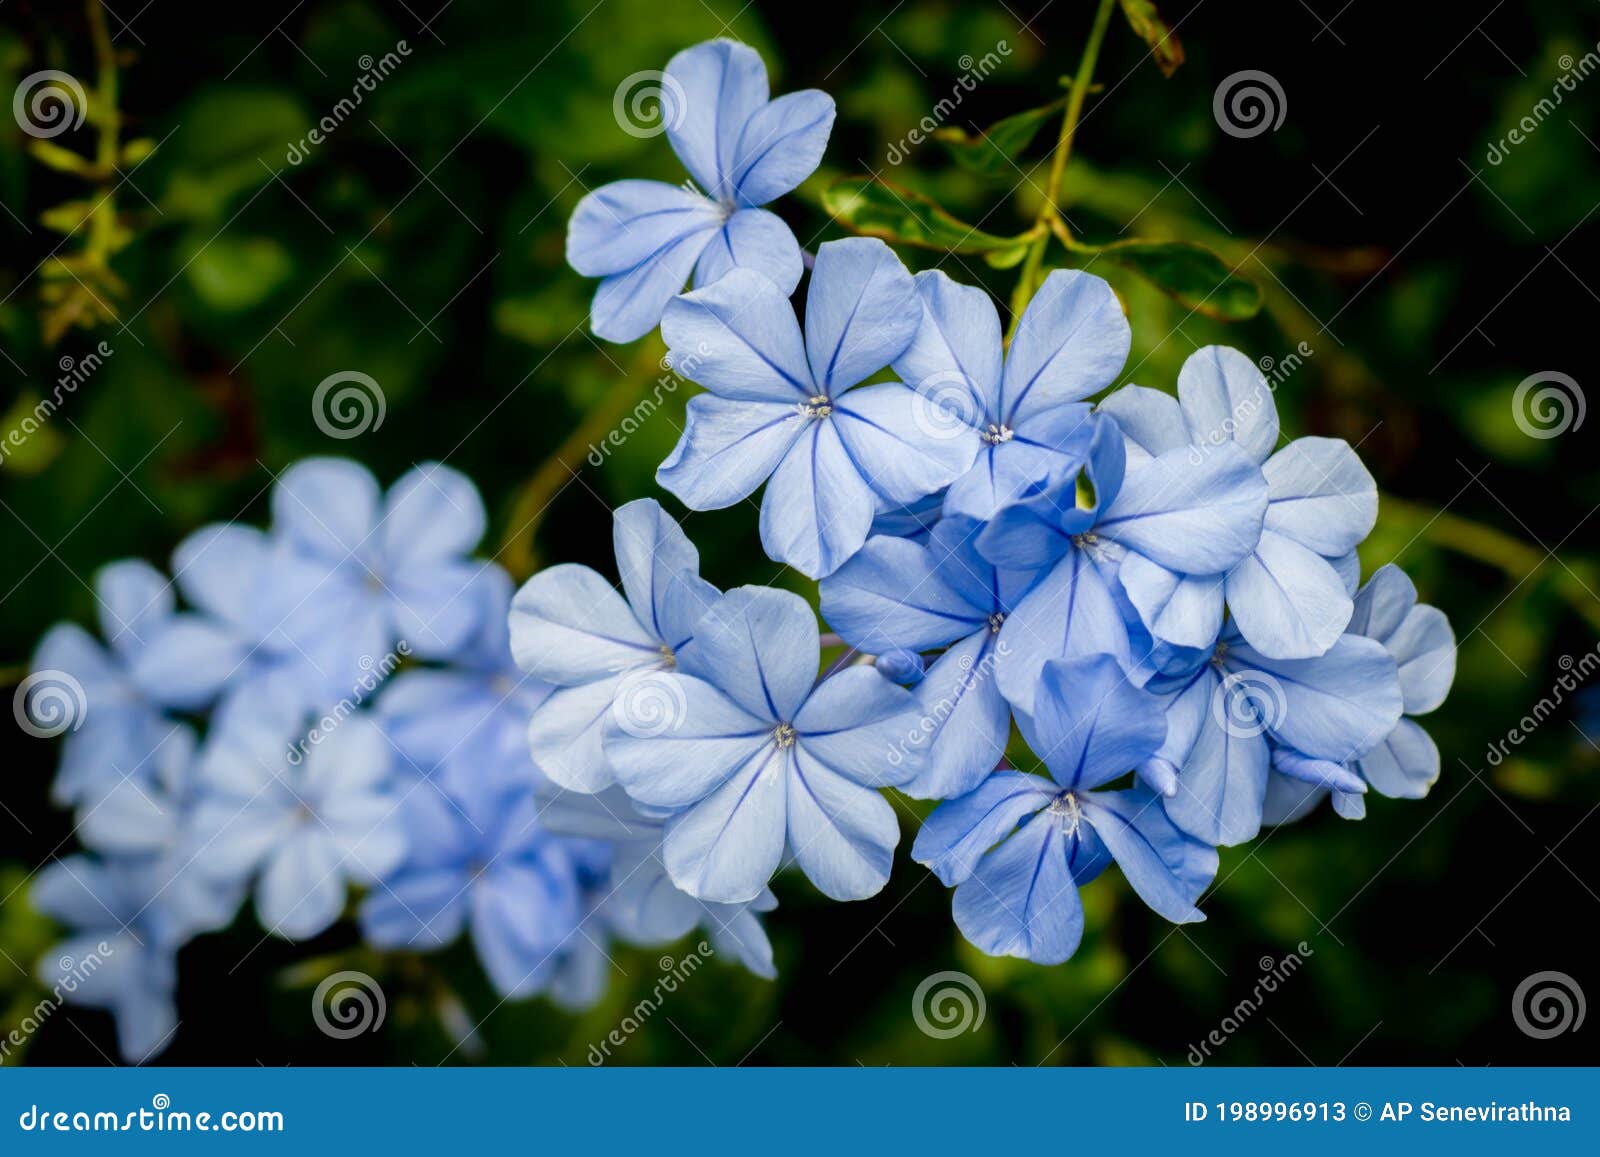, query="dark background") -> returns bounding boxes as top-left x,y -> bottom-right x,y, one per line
1,0 -> 1596,1066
